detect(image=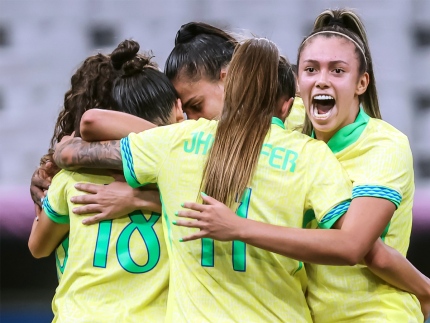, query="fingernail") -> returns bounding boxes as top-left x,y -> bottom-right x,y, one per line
201,192 -> 207,197
174,211 -> 178,216
179,238 -> 183,242
40,197 -> 44,203
48,185 -> 51,188
73,208 -> 77,213
82,219 -> 87,224
181,202 -> 184,207
172,220 -> 177,225
74,184 -> 79,188
70,197 -> 75,202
